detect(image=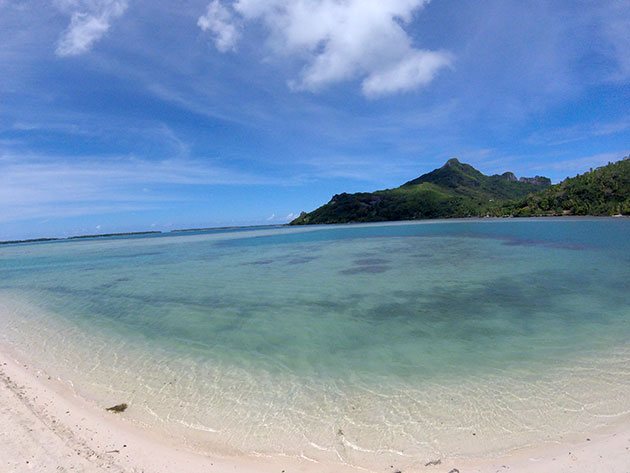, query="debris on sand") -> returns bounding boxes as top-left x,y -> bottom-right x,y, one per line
106,403 -> 128,413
